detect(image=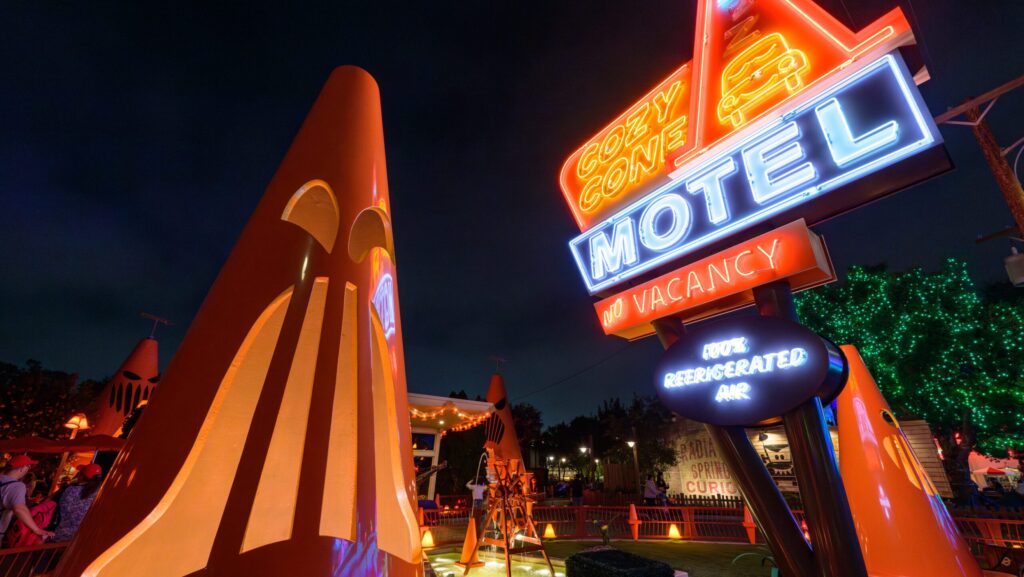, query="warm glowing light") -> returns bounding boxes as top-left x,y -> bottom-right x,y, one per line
573,54 -> 938,294
593,220 -> 833,338
668,524 -> 682,539
579,446 -> 588,454
559,0 -> 914,232
65,413 -> 91,430
626,441 -> 635,448
717,33 -> 809,128
560,66 -> 692,226
544,523 -> 556,539
420,529 -> 435,548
